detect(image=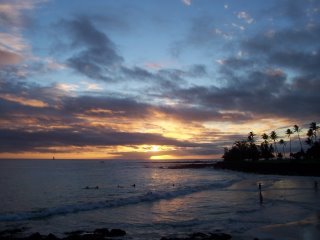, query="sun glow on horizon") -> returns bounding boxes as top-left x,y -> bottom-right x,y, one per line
151,145 -> 160,152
